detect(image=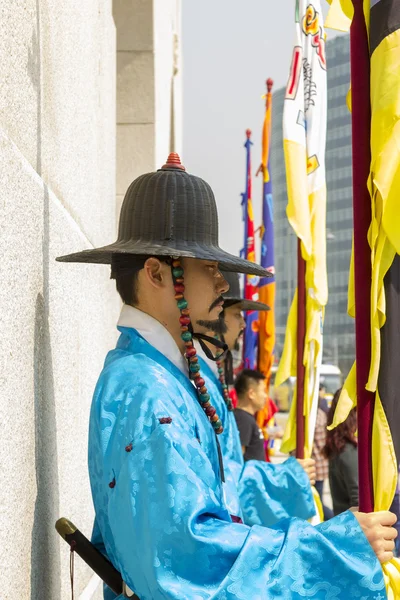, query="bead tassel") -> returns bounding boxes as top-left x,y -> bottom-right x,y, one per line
171,259 -> 223,434
216,356 -> 233,411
